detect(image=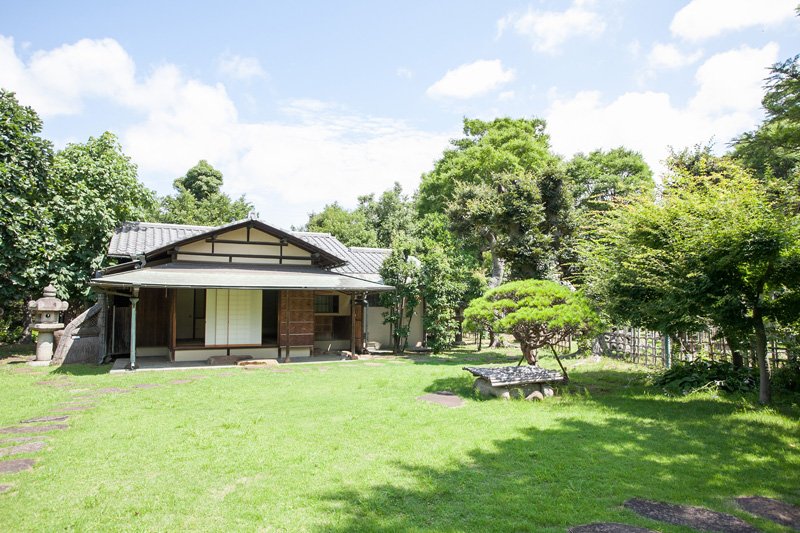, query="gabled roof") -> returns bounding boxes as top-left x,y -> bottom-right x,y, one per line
107,221 -> 393,279
108,222 -> 212,259
140,219 -> 346,268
